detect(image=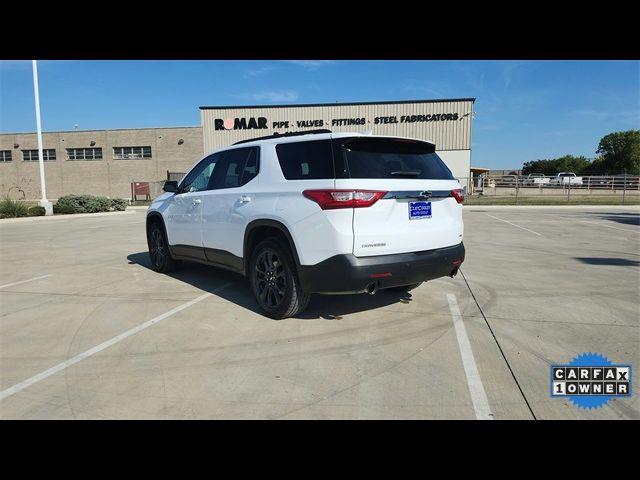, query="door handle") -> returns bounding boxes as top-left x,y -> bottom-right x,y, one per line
192,198 -> 202,205
238,195 -> 252,203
